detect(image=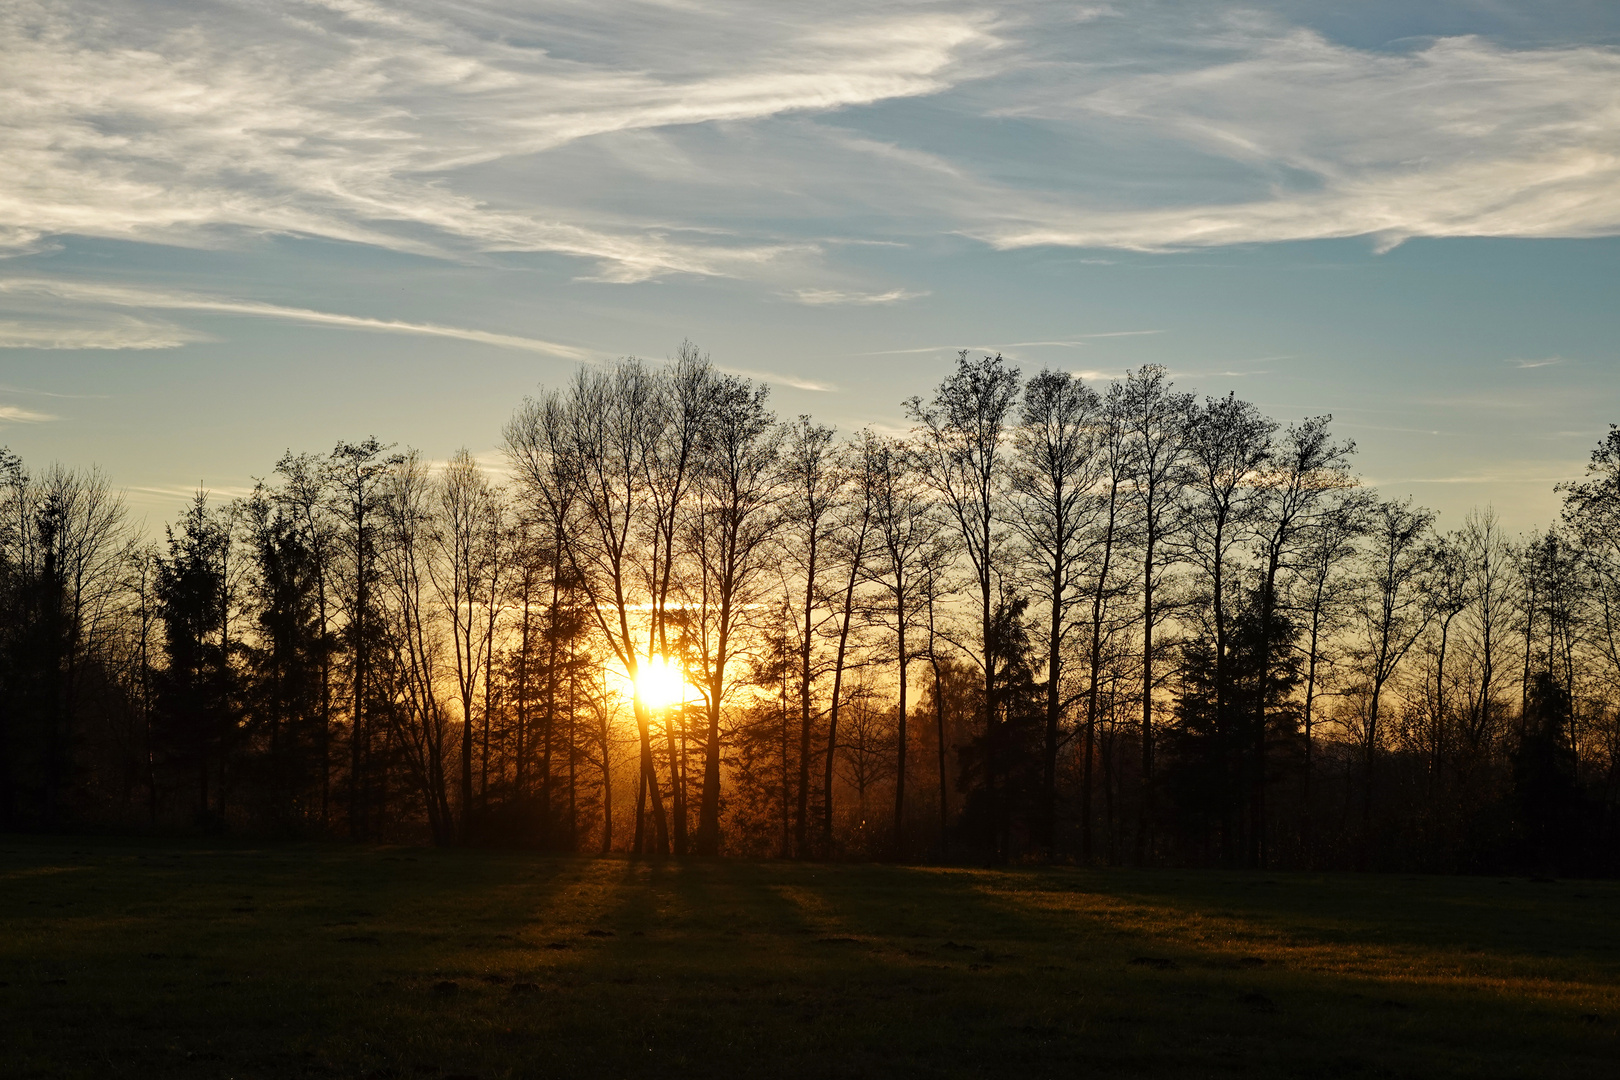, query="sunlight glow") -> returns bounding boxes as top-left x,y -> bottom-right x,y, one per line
633,656 -> 688,711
